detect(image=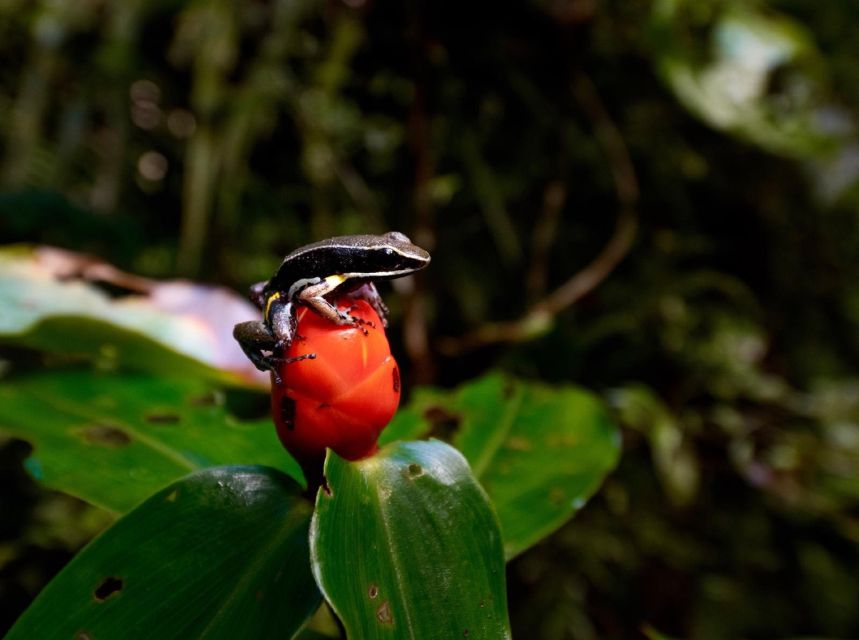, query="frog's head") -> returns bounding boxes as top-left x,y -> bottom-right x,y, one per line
381,231 -> 430,267
358,231 -> 431,278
